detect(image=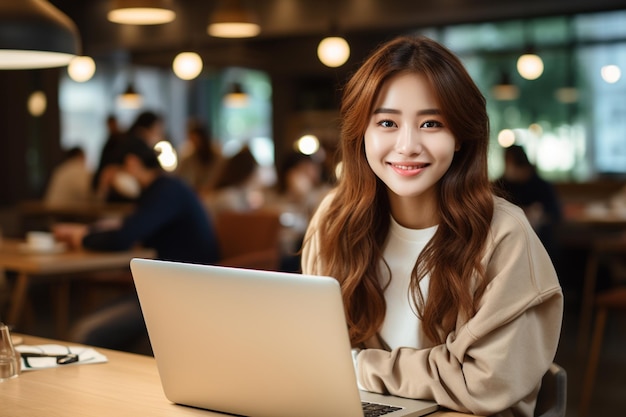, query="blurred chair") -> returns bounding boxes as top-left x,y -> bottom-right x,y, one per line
534,363 -> 567,417
577,236 -> 626,355
214,210 -> 281,271
578,287 -> 626,417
